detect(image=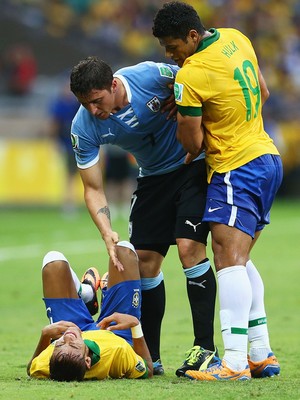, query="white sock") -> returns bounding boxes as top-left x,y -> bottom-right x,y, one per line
246,260 -> 271,361
218,266 -> 251,371
80,283 -> 94,303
